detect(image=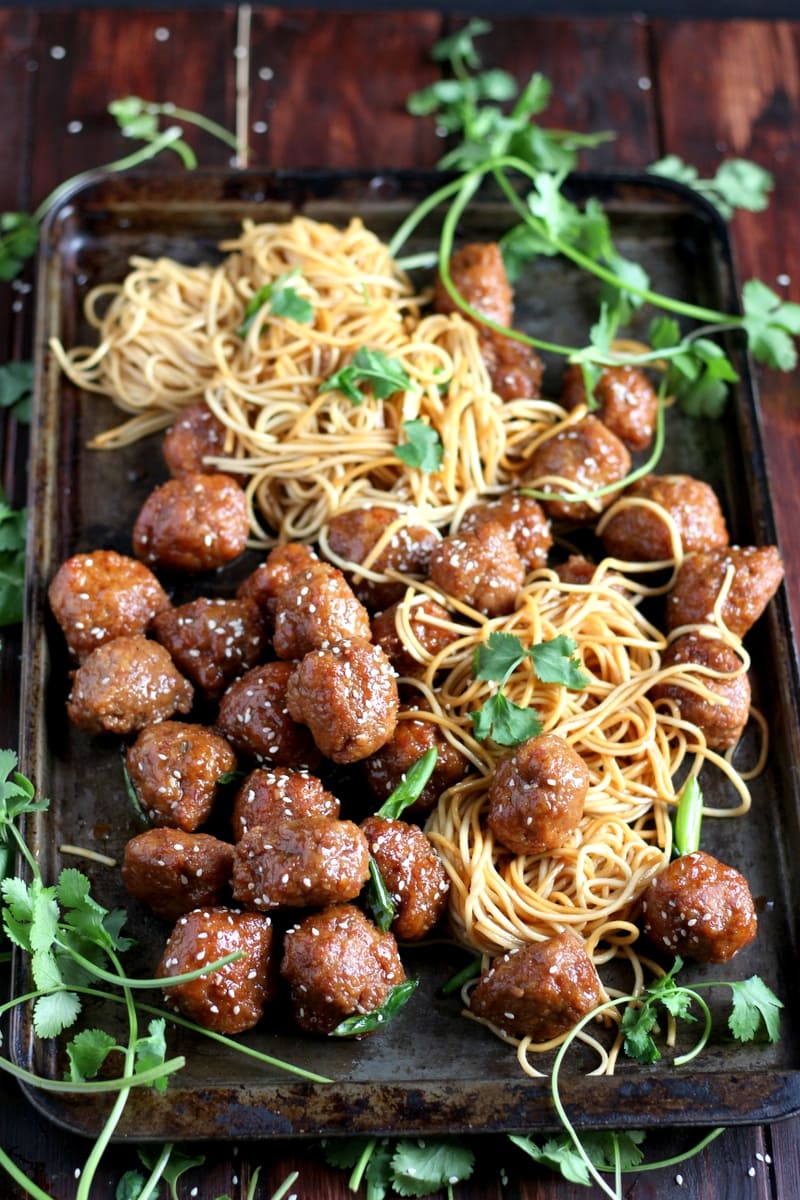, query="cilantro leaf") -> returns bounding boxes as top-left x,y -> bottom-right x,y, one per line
727,976 -> 783,1044
394,418 -> 443,473
0,491 -> 27,626
509,1133 -> 592,1185
138,1146 -> 206,1200
531,635 -> 590,689
134,1018 -> 169,1092
620,999 -> 662,1064
33,989 -> 82,1038
321,348 -> 413,406
0,214 -> 39,280
66,1027 -> 118,1082
390,1138 -> 474,1197
429,18 -> 491,70
0,361 -> 33,422
331,979 -> 418,1037
115,1172 -> 147,1200
649,154 -> 773,220
472,630 -> 526,681
742,278 -> 800,370
238,270 -> 314,335
470,691 -> 542,746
